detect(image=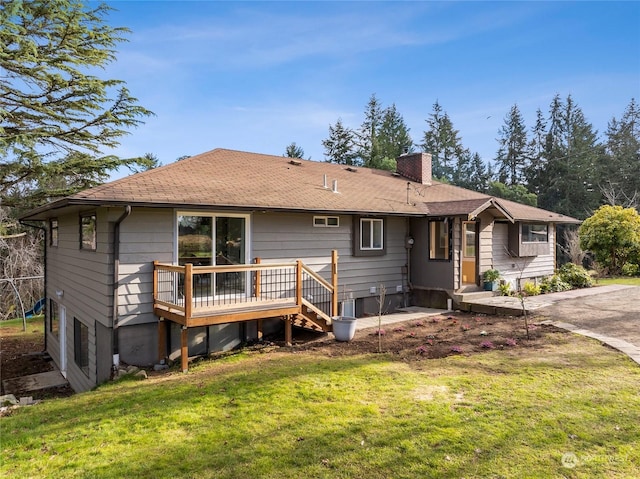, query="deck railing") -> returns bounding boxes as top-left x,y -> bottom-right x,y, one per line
153,251 -> 338,322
